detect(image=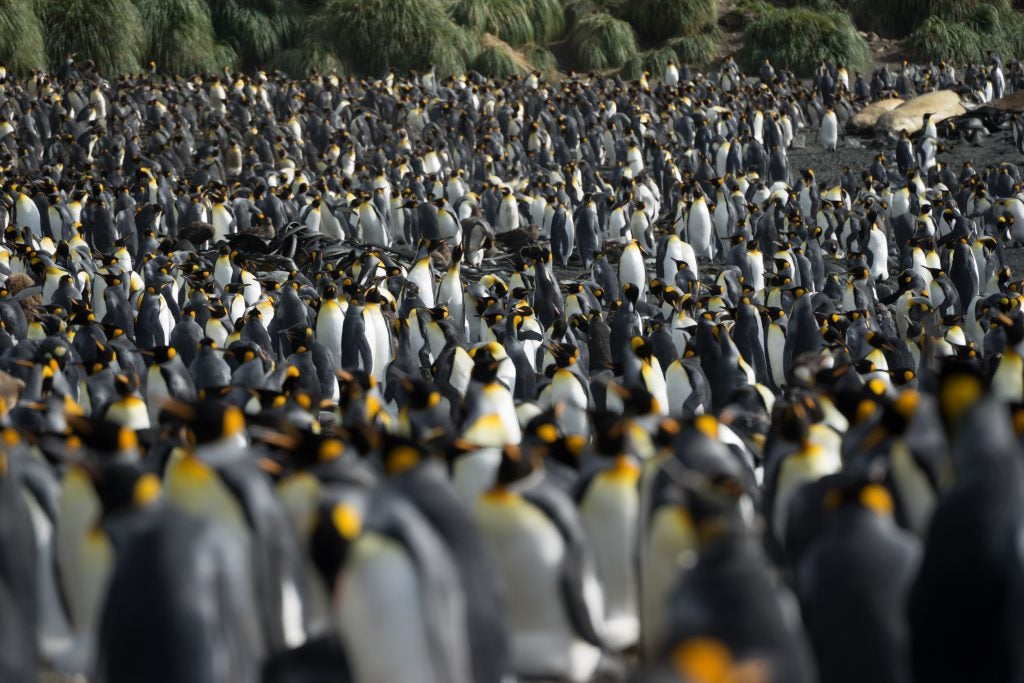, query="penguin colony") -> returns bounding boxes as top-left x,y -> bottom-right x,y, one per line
2,53 -> 1024,683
